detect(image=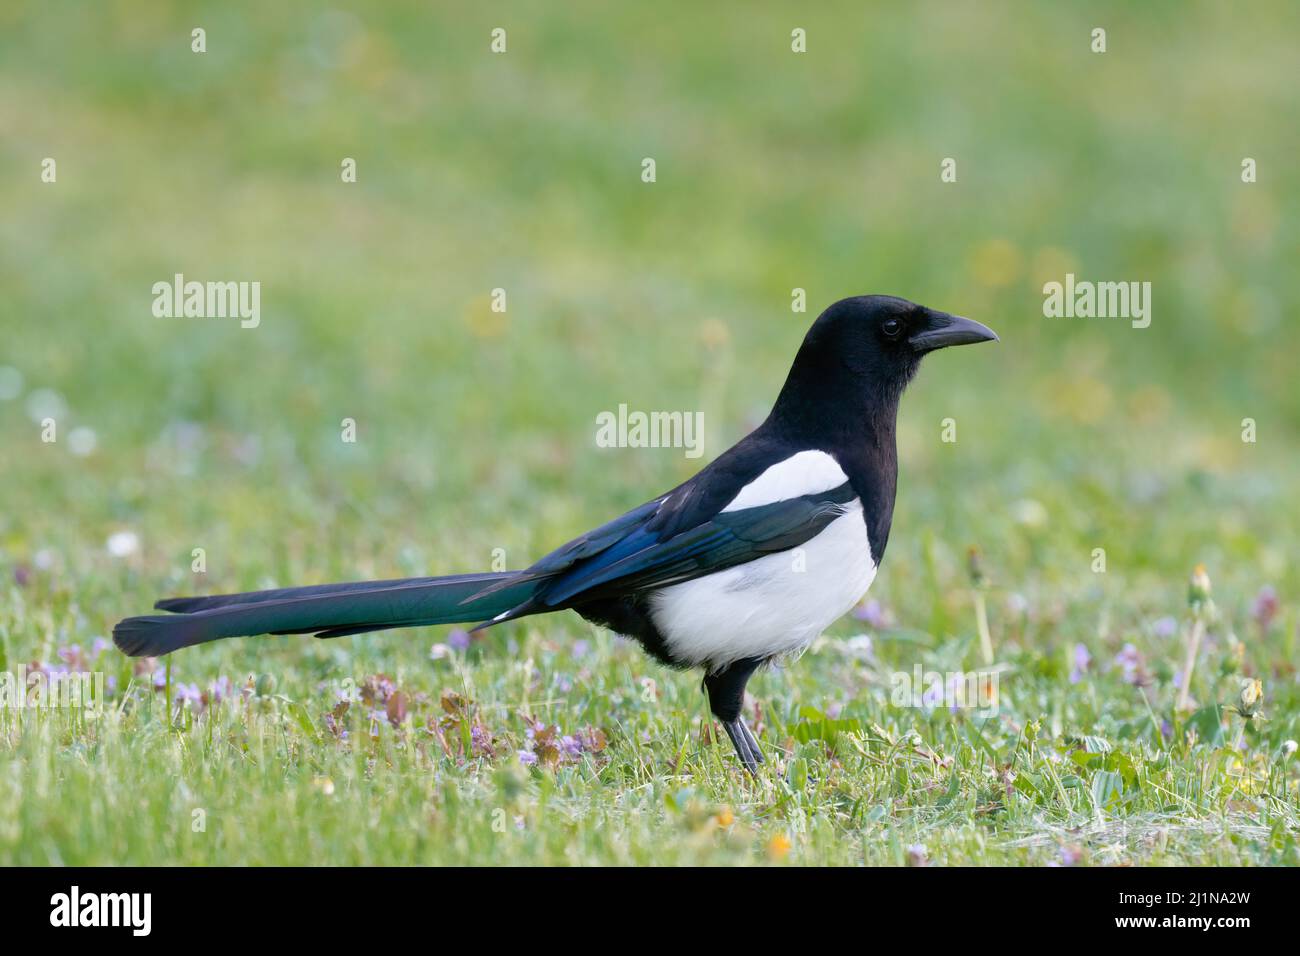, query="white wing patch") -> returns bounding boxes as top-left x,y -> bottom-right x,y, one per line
649,498 -> 877,670
722,450 -> 848,513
